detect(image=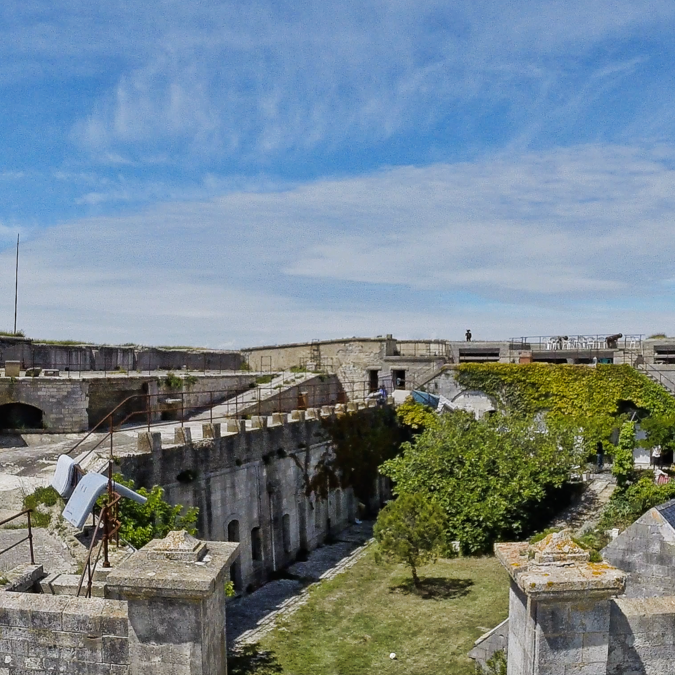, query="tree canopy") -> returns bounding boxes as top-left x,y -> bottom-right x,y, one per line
381,410 -> 582,554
